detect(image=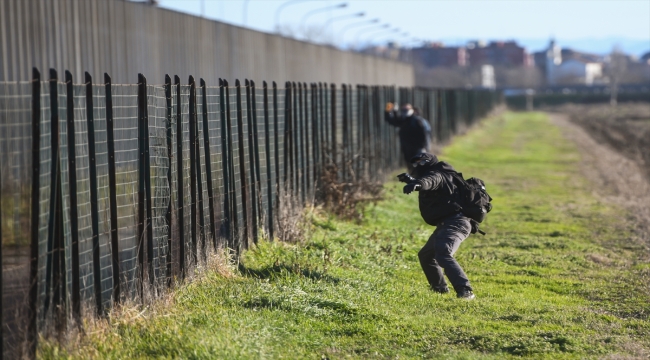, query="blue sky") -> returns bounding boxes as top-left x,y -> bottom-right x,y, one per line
157,0 -> 650,56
